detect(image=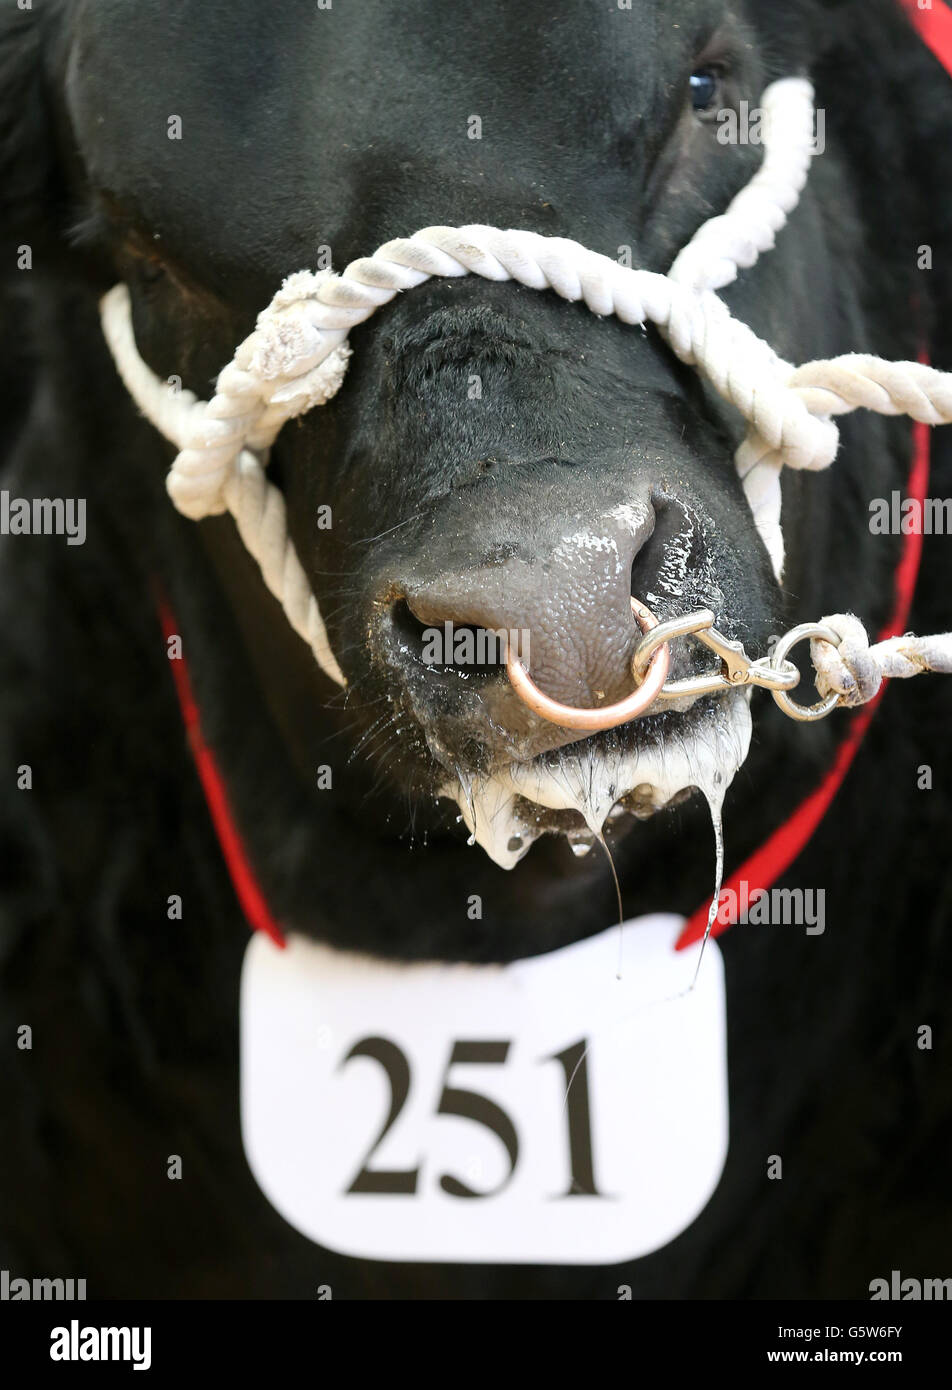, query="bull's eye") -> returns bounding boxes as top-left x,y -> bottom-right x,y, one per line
689,68 -> 721,114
